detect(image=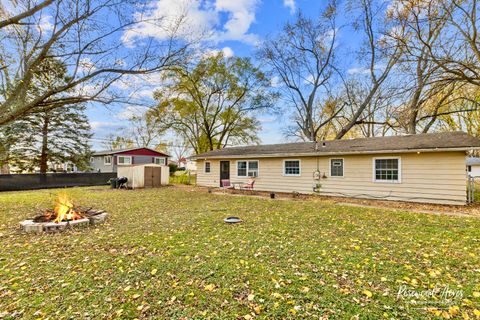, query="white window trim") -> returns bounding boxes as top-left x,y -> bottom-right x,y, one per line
283,159 -> 301,177
372,157 -> 402,183
104,156 -> 112,165
204,161 -> 211,174
117,156 -> 132,166
90,157 -> 94,163
329,158 -> 344,178
154,157 -> 165,165
236,160 -> 259,178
